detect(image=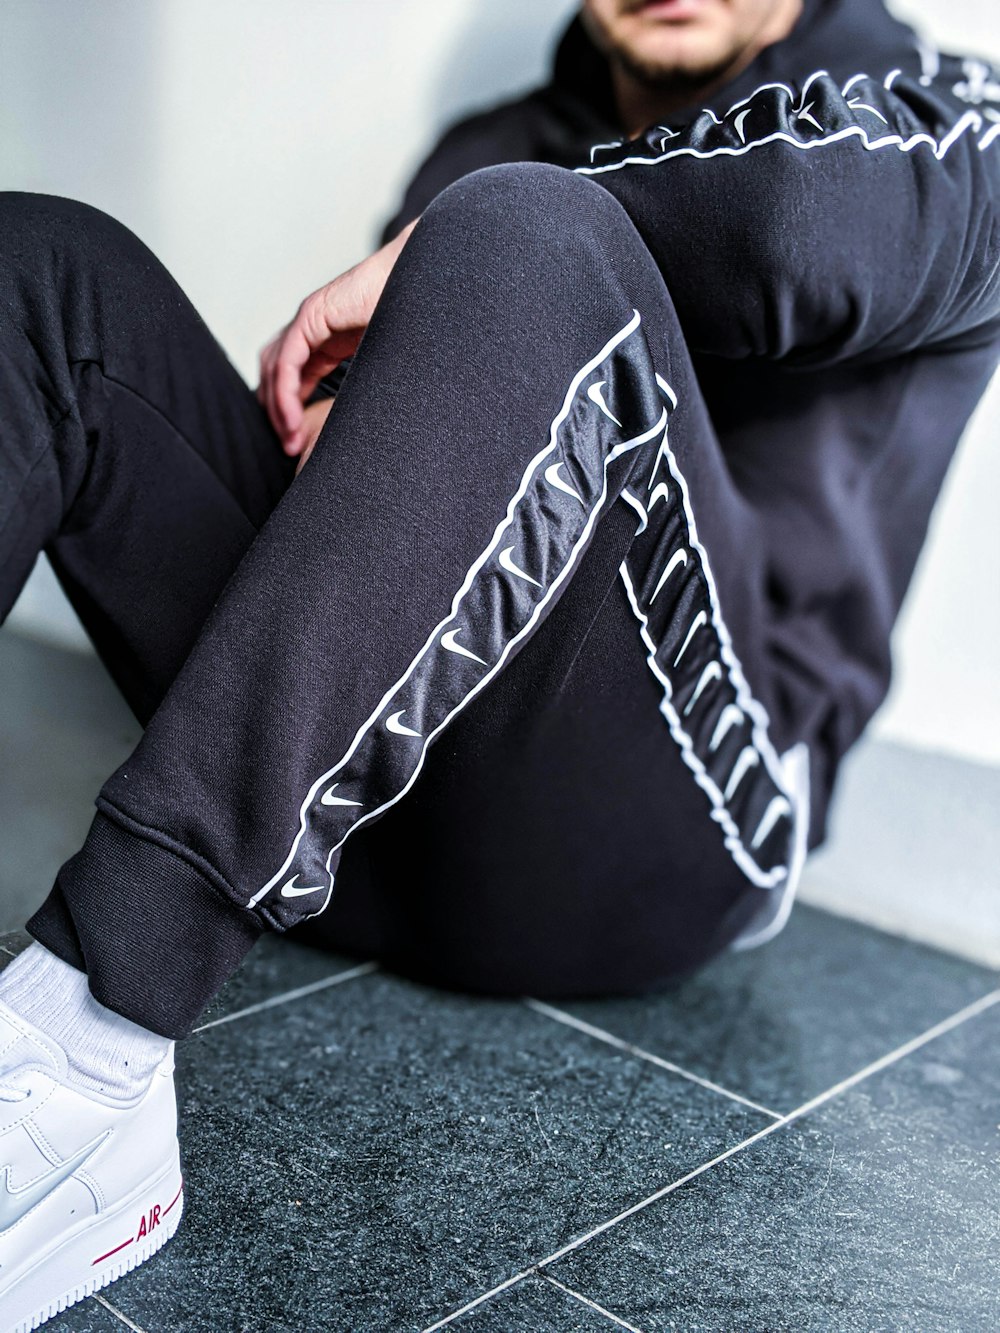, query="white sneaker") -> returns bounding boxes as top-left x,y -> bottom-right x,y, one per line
0,1000 -> 183,1332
